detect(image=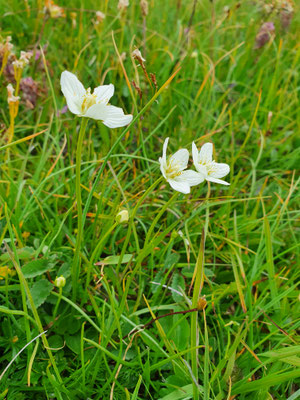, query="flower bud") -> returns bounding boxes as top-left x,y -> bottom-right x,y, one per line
118,0 -> 129,11
54,276 -> 66,288
171,230 -> 178,240
197,296 -> 207,311
140,0 -> 148,17
116,209 -> 129,224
